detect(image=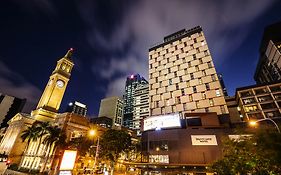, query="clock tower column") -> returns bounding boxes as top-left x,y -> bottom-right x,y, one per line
31,48 -> 74,121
